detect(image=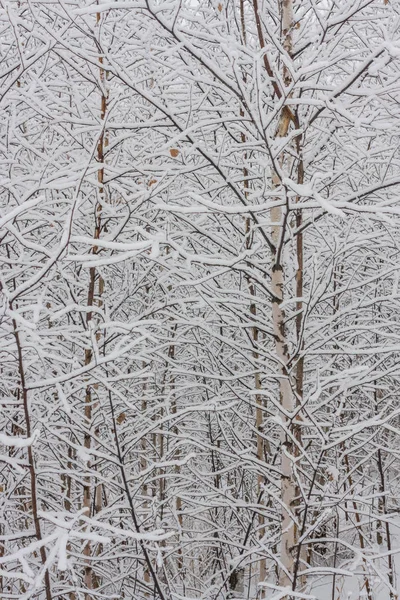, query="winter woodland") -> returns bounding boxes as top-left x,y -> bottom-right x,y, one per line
1,0 -> 400,599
